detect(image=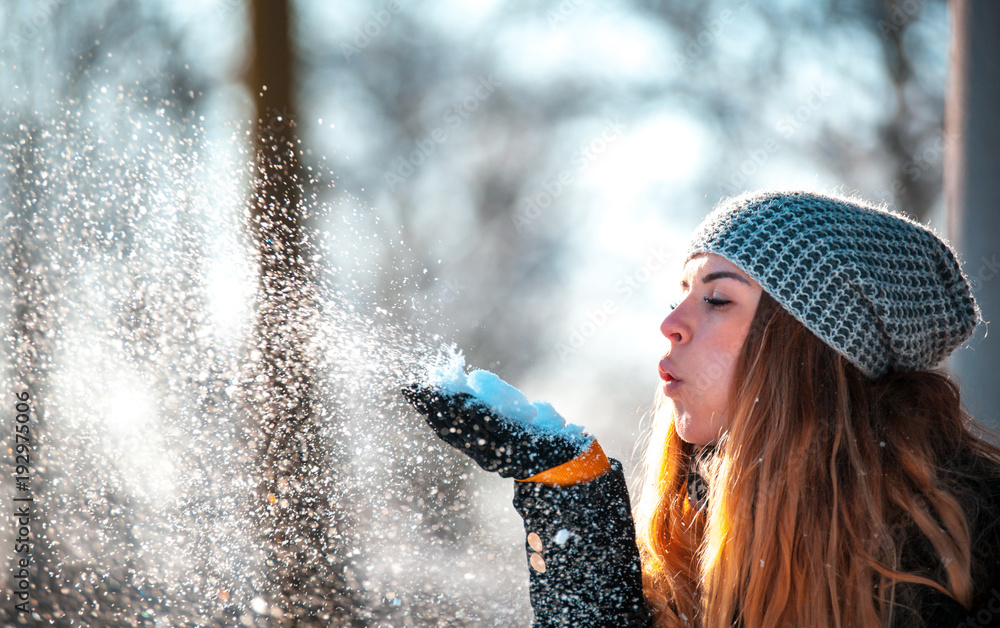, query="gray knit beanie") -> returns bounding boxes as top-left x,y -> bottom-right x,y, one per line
685,190 -> 981,379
